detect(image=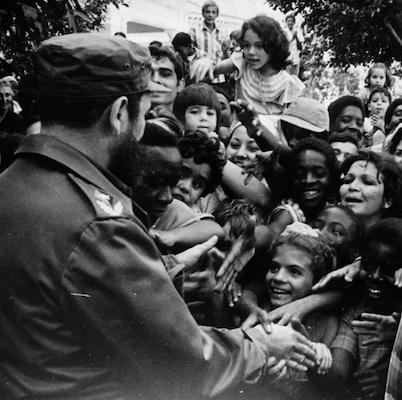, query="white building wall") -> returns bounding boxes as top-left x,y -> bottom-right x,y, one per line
103,0 -> 283,45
